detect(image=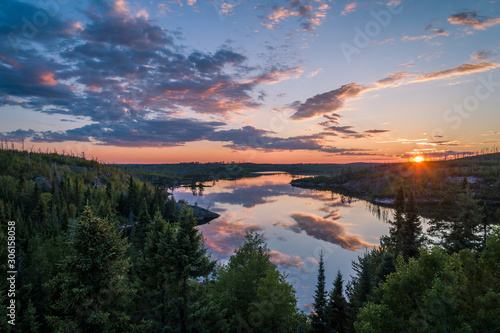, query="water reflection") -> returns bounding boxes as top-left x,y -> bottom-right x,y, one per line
284,213 -> 377,251
172,173 -> 392,310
